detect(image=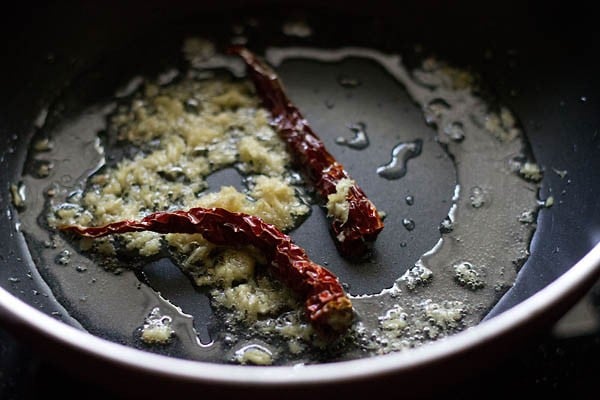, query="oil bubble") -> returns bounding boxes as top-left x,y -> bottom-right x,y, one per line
336,122 -> 369,150
402,218 -> 415,231
377,139 -> 422,180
